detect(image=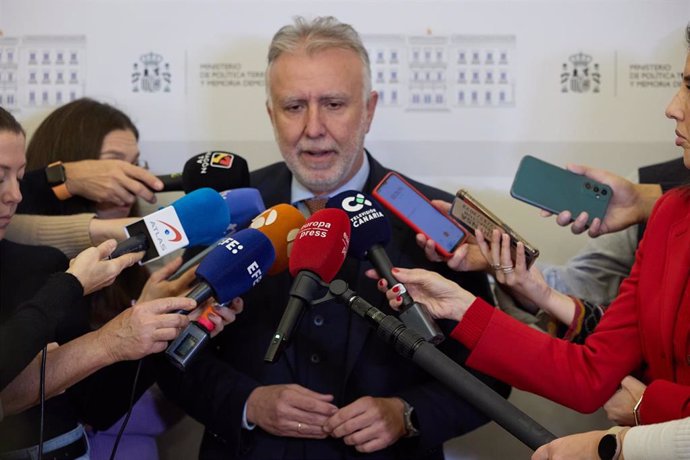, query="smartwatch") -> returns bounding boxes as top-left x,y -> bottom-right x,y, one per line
598,426 -> 624,460
401,399 -> 420,437
45,161 -> 72,200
